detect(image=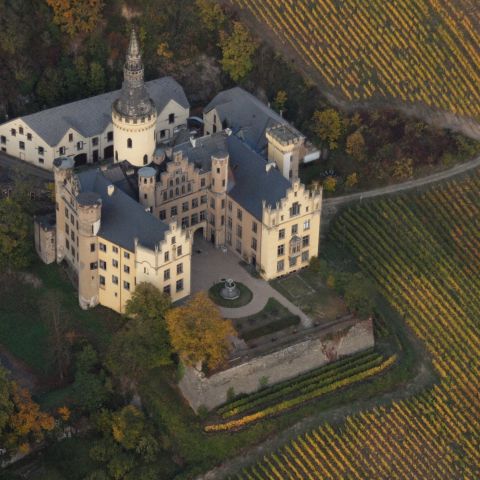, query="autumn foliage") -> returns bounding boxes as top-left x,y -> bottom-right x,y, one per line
46,0 -> 104,36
